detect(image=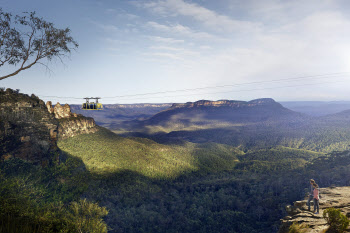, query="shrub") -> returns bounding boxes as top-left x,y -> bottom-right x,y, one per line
323,208 -> 350,233
66,199 -> 109,233
288,222 -> 309,233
